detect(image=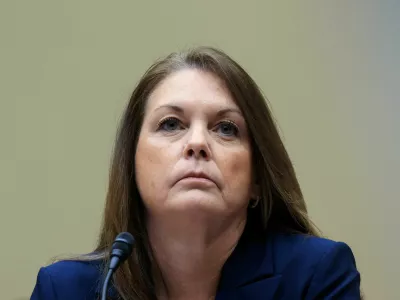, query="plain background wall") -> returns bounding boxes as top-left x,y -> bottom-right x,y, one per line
1,1 -> 399,299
